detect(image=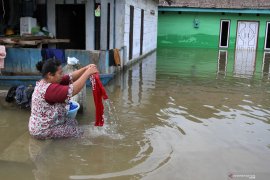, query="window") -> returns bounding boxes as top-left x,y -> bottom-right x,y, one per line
219,20 -> 230,48
129,6 -> 134,60
107,3 -> 110,50
264,22 -> 270,50
140,9 -> 144,55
